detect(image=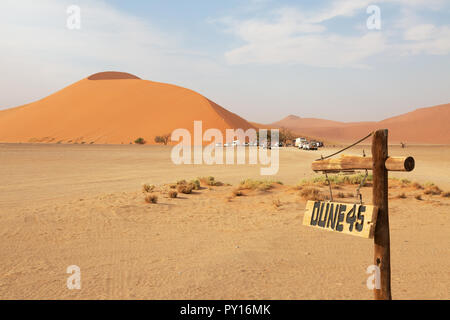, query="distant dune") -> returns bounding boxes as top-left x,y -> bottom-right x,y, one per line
0,71 -> 253,145
270,104 -> 450,144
